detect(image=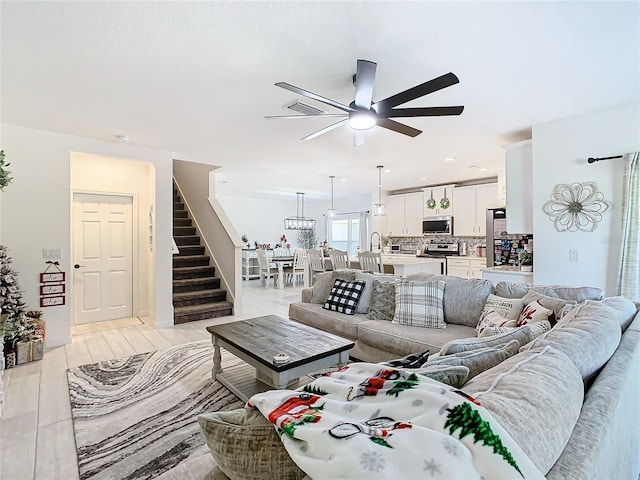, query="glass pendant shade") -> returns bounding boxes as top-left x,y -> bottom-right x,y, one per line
373,165 -> 386,216
327,175 -> 337,218
284,192 -> 316,230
